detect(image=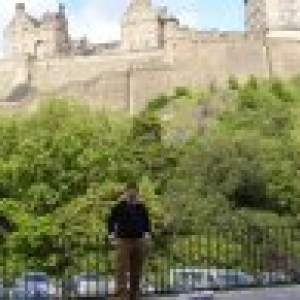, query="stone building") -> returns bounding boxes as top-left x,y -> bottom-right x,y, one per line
3,0 -> 180,58
3,3 -> 71,59
121,0 -> 178,51
245,0 -> 300,38
2,0 -> 300,113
